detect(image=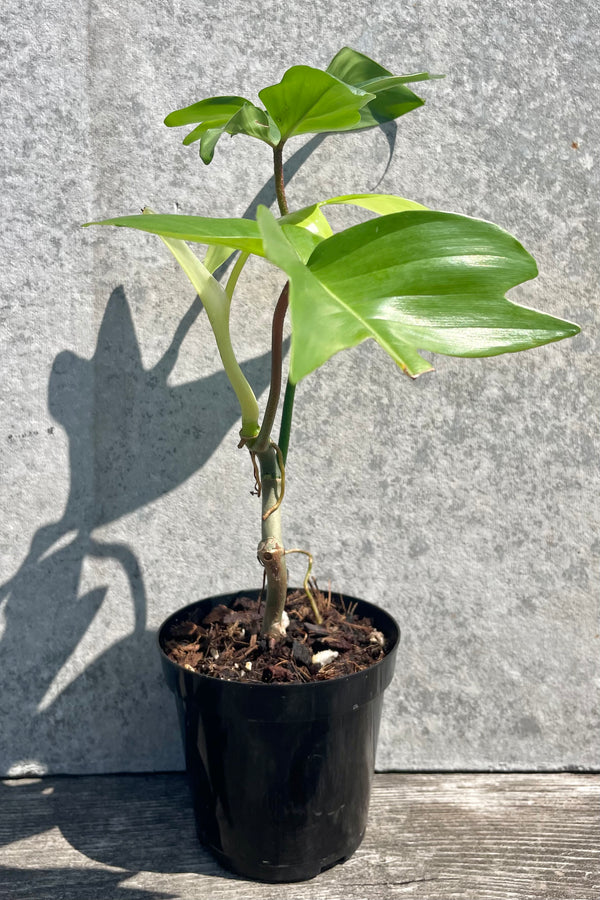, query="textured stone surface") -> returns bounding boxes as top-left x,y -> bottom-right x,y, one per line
1,0 -> 598,775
